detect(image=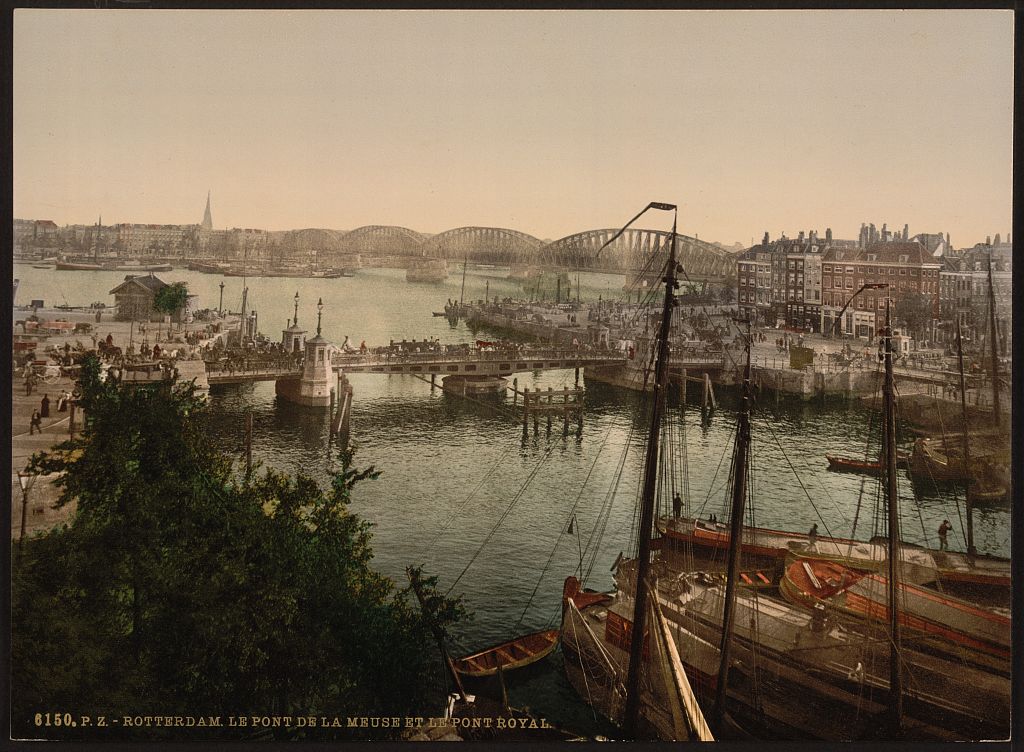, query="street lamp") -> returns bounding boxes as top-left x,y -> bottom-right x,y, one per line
316,297 -> 323,336
17,471 -> 37,549
829,283 -> 889,339
218,281 -> 225,315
